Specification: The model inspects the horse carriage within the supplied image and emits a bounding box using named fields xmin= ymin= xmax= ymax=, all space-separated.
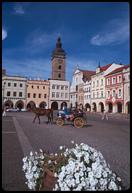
xmin=56 ymin=108 xmax=87 ymax=128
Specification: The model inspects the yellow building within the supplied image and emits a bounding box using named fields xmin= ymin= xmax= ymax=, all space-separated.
xmin=26 ymin=79 xmax=50 ymax=108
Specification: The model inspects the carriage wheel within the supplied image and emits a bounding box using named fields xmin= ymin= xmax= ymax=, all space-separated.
xmin=73 ymin=117 xmax=85 ymax=128
xmin=56 ymin=118 xmax=64 ymax=126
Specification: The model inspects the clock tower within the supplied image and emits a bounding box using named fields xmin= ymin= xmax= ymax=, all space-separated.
xmin=51 ymin=37 xmax=66 ymax=80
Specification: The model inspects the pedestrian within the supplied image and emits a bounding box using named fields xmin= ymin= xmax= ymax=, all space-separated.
xmin=101 ymin=108 xmax=108 ymax=120
xmin=2 ymin=106 xmax=7 ymax=117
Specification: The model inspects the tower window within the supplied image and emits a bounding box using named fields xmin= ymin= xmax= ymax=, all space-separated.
xmin=58 ymin=74 xmax=61 ymax=78
xmin=58 ymin=65 xmax=61 ymax=70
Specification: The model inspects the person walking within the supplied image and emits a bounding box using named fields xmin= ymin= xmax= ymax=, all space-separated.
xmin=101 ymin=108 xmax=108 ymax=120
xmin=2 ymin=106 xmax=7 ymax=117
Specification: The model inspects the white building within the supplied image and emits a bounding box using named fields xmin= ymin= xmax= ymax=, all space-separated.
xmin=91 ymin=63 xmax=123 ymax=112
xmin=49 ymin=79 xmax=70 ymax=110
xmin=2 ymin=75 xmax=27 ymax=109
xmin=70 ymin=68 xmax=95 ymax=108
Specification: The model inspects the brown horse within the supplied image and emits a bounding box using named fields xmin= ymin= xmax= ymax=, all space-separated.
xmin=29 ymin=107 xmax=53 ymax=124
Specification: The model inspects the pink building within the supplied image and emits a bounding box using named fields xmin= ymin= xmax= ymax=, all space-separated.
xmin=105 ymin=65 xmax=130 ymax=113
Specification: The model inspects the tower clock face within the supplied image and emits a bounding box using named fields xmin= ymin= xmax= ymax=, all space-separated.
xmin=58 ymin=59 xmax=63 ymax=63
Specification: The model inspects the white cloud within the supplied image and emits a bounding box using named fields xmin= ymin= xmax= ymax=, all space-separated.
xmin=90 ymin=18 xmax=129 ymax=46
xmin=14 ymin=3 xmax=25 ymax=15
xmin=2 ymin=28 xmax=7 ymax=40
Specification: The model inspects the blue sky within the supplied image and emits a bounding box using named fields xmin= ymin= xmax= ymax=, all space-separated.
xmin=2 ymin=2 xmax=129 ymax=81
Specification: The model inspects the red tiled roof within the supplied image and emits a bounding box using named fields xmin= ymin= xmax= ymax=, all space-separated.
xmin=105 ymin=65 xmax=129 ymax=76
xmin=100 ymin=63 xmax=112 ymax=72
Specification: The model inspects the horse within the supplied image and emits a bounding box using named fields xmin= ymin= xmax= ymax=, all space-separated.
xmin=29 ymin=107 xmax=53 ymax=124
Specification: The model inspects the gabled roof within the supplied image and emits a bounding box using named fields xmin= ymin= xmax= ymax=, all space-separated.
xmin=79 ymin=69 xmax=96 ymax=81
xmin=105 ymin=65 xmax=130 ymax=76
xmin=100 ymin=63 xmax=112 ymax=72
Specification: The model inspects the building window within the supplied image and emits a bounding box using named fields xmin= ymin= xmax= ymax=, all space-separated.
xmin=32 ymin=85 xmax=34 ymax=89
xmin=52 ymin=92 xmax=55 ymax=98
xmin=56 ymin=92 xmax=59 ymax=98
xmin=44 ymin=94 xmax=47 ymax=98
xmin=101 ymin=79 xmax=103 ymax=86
xmin=93 ymin=92 xmax=95 ymax=98
xmin=8 ymin=82 xmax=11 ymax=87
xmin=97 ymin=92 xmax=98 ymax=98
xmin=52 ymin=85 xmax=55 ymax=89
xmin=107 ymin=78 xmax=110 ymax=85
xmin=118 ymin=76 xmax=122 ymax=83
xmin=20 ymin=83 xmax=23 ymax=87
xmin=28 ymin=93 xmax=30 ymax=98
xmin=61 ymin=85 xmax=64 ymax=90
xmin=76 ymin=85 xmax=78 ymax=91
xmin=65 ymin=86 xmax=68 ymax=90
xmin=71 ymin=95 xmax=72 ymax=99
xmin=101 ymin=91 xmax=103 ymax=97
xmin=58 ymin=65 xmax=61 ymax=69
xmin=93 ymin=81 xmax=95 ymax=88
xmin=107 ymin=91 xmax=110 ymax=98
xmin=118 ymin=89 xmax=122 ymax=97
xmin=7 ymin=91 xmax=10 ymax=96
xmin=33 ymin=93 xmax=36 ymax=98
xmin=37 ymin=86 xmax=39 ymax=89
xmin=113 ymin=90 xmax=116 ymax=97
xmin=19 ymin=92 xmax=22 ymax=97
xmin=58 ymin=74 xmax=61 ymax=78
xmin=112 ymin=77 xmax=116 ymax=84
xmin=65 ymin=93 xmax=68 ymax=98
xmin=61 ymin=93 xmax=64 ymax=98
xmin=13 ymin=92 xmax=16 ymax=97
xmin=97 ymin=80 xmax=99 ymax=87
xmin=43 ymin=86 xmax=45 ymax=89
xmin=14 ymin=83 xmax=17 ymax=87
xmin=57 ymin=85 xmax=60 ymax=89
xmin=39 ymin=93 xmax=41 ymax=98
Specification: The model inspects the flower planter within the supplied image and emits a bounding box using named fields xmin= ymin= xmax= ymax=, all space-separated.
xmin=40 ymin=169 xmax=57 ymax=191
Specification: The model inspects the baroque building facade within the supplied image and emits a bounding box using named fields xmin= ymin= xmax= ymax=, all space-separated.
xmin=91 ymin=63 xmax=123 ymax=112
xmin=2 ymin=73 xmax=27 ymax=109
xmin=26 ymin=79 xmax=50 ymax=109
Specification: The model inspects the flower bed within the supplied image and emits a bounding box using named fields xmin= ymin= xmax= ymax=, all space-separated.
xmin=22 ymin=142 xmax=122 ymax=191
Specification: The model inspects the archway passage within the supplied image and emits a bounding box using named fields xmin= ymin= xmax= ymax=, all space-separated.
xmin=39 ymin=101 xmax=47 ymax=109
xmin=85 ymin=103 xmax=91 ymax=111
xmin=27 ymin=101 xmax=36 ymax=109
xmin=99 ymin=102 xmax=104 ymax=113
xmin=117 ymin=102 xmax=122 ymax=113
xmin=108 ymin=102 xmax=113 ymax=113
xmin=92 ymin=103 xmax=97 ymax=112
xmin=51 ymin=101 xmax=58 ymax=110
xmin=15 ymin=100 xmax=24 ymax=110
xmin=4 ymin=100 xmax=13 ymax=108
xmin=60 ymin=102 xmax=67 ymax=110
xmin=126 ymin=101 xmax=130 ymax=114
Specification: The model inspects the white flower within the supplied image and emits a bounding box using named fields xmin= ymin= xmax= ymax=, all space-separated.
xmin=32 ymin=166 xmax=37 ymax=172
xmin=71 ymin=140 xmax=74 ymax=144
xmin=108 ymin=181 xmax=118 ymax=190
xmin=34 ymin=172 xmax=39 ymax=179
xmin=117 ymin=177 xmax=121 ymax=182
xmin=48 ymin=160 xmax=52 ymax=164
xmin=54 ymin=173 xmax=58 ymax=177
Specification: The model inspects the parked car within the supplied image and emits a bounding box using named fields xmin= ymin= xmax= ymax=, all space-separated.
xmin=6 ymin=108 xmax=19 ymax=112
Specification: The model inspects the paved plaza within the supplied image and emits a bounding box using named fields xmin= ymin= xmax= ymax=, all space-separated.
xmin=2 ymin=111 xmax=130 ymax=190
